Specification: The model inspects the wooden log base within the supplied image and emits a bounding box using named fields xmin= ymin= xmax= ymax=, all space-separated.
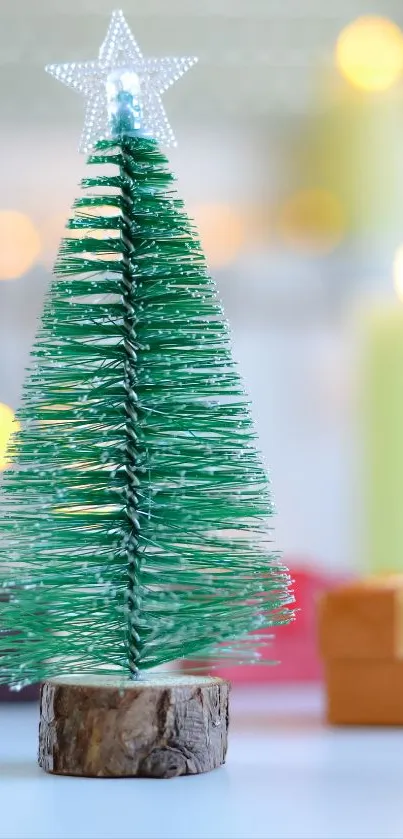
xmin=38 ymin=674 xmax=230 ymax=778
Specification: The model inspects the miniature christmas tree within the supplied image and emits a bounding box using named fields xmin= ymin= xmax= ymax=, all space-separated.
xmin=0 ymin=11 xmax=293 ymax=777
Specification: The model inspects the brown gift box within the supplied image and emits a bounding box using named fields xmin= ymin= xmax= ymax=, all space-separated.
xmin=318 ymin=576 xmax=403 ymax=661
xmin=324 ymin=659 xmax=403 ymax=725
xmin=319 ymin=576 xmax=403 ymax=725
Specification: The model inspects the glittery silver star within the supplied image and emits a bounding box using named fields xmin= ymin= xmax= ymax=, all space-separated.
xmin=45 ymin=9 xmax=198 ymax=153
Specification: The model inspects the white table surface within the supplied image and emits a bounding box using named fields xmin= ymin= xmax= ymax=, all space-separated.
xmin=1 ymin=684 xmax=403 ymax=839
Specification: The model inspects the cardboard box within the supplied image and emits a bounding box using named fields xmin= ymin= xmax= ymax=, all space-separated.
xmin=318 ymin=576 xmax=403 ymax=661
xmin=325 ymin=659 xmax=403 ymax=725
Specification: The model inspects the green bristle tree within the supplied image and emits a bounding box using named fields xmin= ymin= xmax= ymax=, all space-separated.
xmin=0 ymin=12 xmax=293 ymax=690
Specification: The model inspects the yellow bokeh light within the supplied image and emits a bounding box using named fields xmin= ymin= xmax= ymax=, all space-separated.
xmin=0 ymin=211 xmax=41 ymax=281
xmin=278 ymin=189 xmax=345 ymax=254
xmin=0 ymin=403 xmax=20 ymax=472
xmin=336 ymin=16 xmax=403 ymax=91
xmin=393 ymin=244 xmax=403 ymax=301
xmin=191 ymin=204 xmax=245 ymax=269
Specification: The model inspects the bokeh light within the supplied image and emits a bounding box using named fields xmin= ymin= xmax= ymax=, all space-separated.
xmin=336 ymin=17 xmax=403 ymax=92
xmin=0 ymin=403 xmax=20 ymax=472
xmin=393 ymin=244 xmax=403 ymax=301
xmin=40 ymin=213 xmax=69 ymax=270
xmin=278 ymin=189 xmax=345 ymax=254
xmin=0 ymin=211 xmax=41 ymax=280
xmin=191 ymin=204 xmax=245 ymax=268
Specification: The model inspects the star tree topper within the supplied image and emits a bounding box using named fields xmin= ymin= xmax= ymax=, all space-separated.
xmin=46 ymin=9 xmax=197 ymax=152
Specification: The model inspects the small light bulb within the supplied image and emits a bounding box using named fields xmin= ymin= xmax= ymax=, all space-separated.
xmin=106 ymin=68 xmax=143 ymax=137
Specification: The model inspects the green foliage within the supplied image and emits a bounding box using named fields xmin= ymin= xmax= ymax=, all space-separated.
xmin=0 ymin=136 xmax=293 ymax=688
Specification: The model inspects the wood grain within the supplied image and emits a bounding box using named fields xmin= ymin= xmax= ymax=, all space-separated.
xmin=38 ymin=674 xmax=229 ymax=778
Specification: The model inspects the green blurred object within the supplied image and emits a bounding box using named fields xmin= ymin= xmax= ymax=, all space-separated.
xmin=0 ymin=135 xmax=293 ymax=689
xmin=361 ymin=303 xmax=403 ymax=573
xmin=297 ymin=73 xmax=403 ymax=238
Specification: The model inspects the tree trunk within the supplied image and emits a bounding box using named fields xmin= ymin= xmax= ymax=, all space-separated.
xmin=38 ymin=673 xmax=229 ymax=778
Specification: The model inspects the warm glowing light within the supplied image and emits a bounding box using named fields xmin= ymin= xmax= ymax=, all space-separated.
xmin=336 ymin=17 xmax=403 ymax=91
xmin=393 ymin=244 xmax=403 ymax=301
xmin=40 ymin=213 xmax=68 ymax=270
xmin=278 ymin=189 xmax=345 ymax=254
xmin=0 ymin=403 xmax=20 ymax=471
xmin=191 ymin=204 xmax=245 ymax=269
xmin=0 ymin=211 xmax=41 ymax=280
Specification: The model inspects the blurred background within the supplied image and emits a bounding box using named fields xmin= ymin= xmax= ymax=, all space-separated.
xmin=2 ymin=0 xmax=403 ymax=685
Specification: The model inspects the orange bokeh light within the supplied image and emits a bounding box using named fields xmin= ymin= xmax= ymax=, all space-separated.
xmin=191 ymin=204 xmax=245 ymax=269
xmin=278 ymin=189 xmax=345 ymax=255
xmin=0 ymin=211 xmax=41 ymax=280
